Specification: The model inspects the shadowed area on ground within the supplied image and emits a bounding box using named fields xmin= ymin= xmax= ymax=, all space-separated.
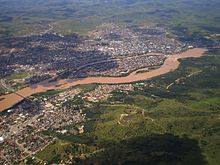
xmin=78 ymin=134 xmax=207 ymax=165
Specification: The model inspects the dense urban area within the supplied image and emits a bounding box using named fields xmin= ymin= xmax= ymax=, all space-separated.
xmin=0 ymin=24 xmax=189 ymax=84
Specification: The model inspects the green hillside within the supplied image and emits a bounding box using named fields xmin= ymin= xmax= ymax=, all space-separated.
xmin=34 ymin=50 xmax=220 ymax=164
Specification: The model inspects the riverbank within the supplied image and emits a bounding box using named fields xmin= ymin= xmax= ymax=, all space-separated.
xmin=0 ymin=48 xmax=207 ymax=112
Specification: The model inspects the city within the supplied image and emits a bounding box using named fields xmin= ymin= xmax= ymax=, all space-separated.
xmin=0 ymin=23 xmax=188 ymax=164
xmin=0 ymin=18 xmax=219 ymax=164
xmin=0 ymin=24 xmax=188 ymax=89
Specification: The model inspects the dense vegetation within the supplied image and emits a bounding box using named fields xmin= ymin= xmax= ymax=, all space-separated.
xmin=34 ymin=50 xmax=220 ymax=164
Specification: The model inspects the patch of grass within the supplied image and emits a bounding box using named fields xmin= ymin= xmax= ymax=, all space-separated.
xmin=78 ymin=84 xmax=97 ymax=93
xmin=7 ymin=72 xmax=29 ymax=80
xmin=36 ymin=140 xmax=71 ymax=161
xmin=34 ymin=89 xmax=61 ymax=97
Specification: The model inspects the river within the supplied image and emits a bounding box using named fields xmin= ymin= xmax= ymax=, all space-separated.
xmin=0 ymin=48 xmax=207 ymax=112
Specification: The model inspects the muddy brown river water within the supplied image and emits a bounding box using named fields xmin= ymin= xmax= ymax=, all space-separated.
xmin=0 ymin=48 xmax=207 ymax=112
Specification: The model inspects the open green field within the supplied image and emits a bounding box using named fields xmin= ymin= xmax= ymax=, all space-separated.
xmin=34 ymin=50 xmax=220 ymax=164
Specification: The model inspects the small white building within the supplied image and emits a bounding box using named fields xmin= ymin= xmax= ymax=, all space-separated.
xmin=0 ymin=136 xmax=4 ymax=143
